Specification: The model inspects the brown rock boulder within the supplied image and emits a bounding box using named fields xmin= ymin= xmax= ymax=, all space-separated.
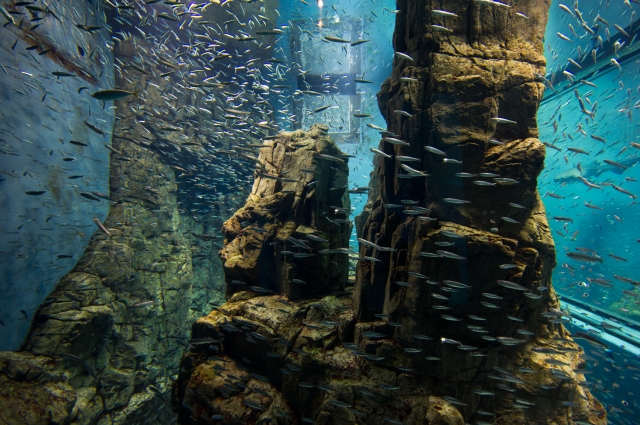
xmin=221 ymin=124 xmax=352 ymax=300
xmin=0 ymin=352 xmax=76 ymax=425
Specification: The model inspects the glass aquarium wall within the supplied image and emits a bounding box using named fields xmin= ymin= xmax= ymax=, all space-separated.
xmin=538 ymin=0 xmax=640 ymax=422
xmin=539 ymin=0 xmax=640 ymax=321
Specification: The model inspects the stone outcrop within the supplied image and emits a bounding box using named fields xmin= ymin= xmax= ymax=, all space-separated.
xmin=176 ymin=291 xmax=500 ymax=425
xmin=0 ymin=109 xmax=222 ymax=425
xmin=0 ymin=35 xmax=241 ymax=424
xmin=173 ymin=2 xmax=606 ymax=425
xmin=353 ymin=0 xmax=606 ymax=423
xmin=174 ymin=293 xmax=352 ymax=425
xmin=220 ymin=124 xmax=352 ymax=300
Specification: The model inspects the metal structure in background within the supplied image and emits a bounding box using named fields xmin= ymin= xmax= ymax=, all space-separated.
xmin=560 ymin=296 xmax=640 ymax=420
xmin=290 ymin=16 xmax=364 ymax=144
xmin=543 ymin=10 xmax=640 ymax=97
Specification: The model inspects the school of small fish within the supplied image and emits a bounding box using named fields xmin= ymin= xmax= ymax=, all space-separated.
xmin=1 ymin=0 xmax=640 ymax=422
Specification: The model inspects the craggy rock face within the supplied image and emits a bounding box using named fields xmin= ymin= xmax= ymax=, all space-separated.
xmin=0 ymin=36 xmax=231 ymax=425
xmin=174 ymin=2 xmax=606 ymax=425
xmin=0 ymin=125 xmax=219 ymax=425
xmin=175 ymin=293 xmax=482 ymax=425
xmin=354 ymin=0 xmax=606 ymax=424
xmin=220 ymin=124 xmax=352 ymax=300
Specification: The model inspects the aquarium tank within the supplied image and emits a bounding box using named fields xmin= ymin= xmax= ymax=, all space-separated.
xmin=0 ymin=0 xmax=637 ymax=424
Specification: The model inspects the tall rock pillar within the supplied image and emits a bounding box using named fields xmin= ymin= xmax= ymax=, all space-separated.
xmin=353 ymin=1 xmax=606 ymax=424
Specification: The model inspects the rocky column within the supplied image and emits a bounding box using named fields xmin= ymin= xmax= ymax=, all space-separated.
xmin=354 ymin=0 xmax=605 ymax=424
xmin=220 ymin=124 xmax=352 ymax=300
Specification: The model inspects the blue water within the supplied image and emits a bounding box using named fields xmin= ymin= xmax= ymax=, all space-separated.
xmin=273 ymin=0 xmax=396 ymax=249
xmin=538 ymin=63 xmax=639 ymax=315
xmin=537 ymin=2 xmax=640 ymax=421
xmin=538 ymin=0 xmax=640 ymax=317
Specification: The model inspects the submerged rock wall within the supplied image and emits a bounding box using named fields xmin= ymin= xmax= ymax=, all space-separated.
xmin=0 ymin=100 xmax=222 ymax=425
xmin=0 ymin=0 xmax=115 ymax=351
xmin=0 ymin=37 xmax=232 ymax=425
xmin=172 ymin=2 xmax=608 ymax=425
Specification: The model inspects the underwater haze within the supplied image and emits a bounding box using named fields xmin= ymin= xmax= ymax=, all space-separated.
xmin=0 ymin=0 xmax=639 ymax=424
xmin=538 ymin=0 xmax=640 ymax=423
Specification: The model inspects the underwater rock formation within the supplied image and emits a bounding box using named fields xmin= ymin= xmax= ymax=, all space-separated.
xmin=0 ymin=113 xmax=218 ymax=425
xmin=0 ymin=37 xmax=236 ymax=424
xmin=220 ymin=124 xmax=352 ymax=300
xmin=173 ymin=1 xmax=608 ymax=425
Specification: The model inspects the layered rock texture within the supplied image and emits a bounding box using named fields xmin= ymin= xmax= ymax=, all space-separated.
xmin=173 ymin=2 xmax=606 ymax=425
xmin=0 ymin=38 xmax=236 ymax=424
xmin=0 ymin=105 xmax=223 ymax=425
xmin=354 ymin=0 xmax=606 ymax=423
xmin=220 ymin=124 xmax=352 ymax=300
